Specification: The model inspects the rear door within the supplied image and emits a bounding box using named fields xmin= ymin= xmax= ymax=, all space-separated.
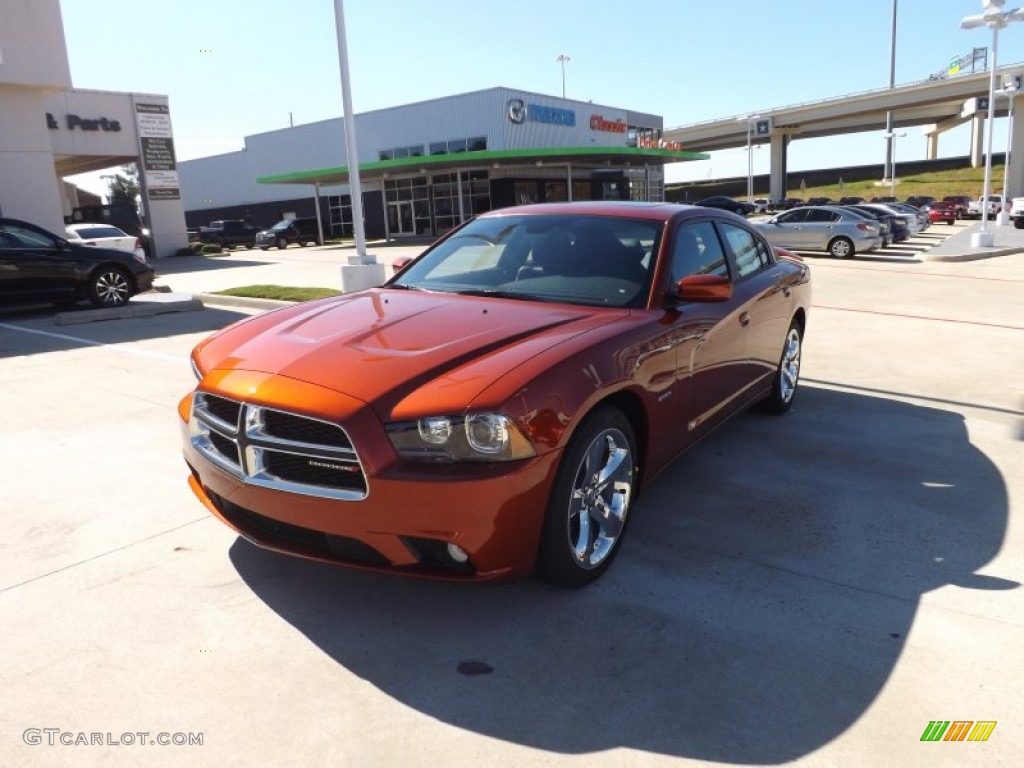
xmin=799 ymin=207 xmax=841 ymax=250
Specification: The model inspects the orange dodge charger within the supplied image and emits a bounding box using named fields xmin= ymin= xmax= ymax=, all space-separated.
xmin=180 ymin=201 xmax=811 ymax=586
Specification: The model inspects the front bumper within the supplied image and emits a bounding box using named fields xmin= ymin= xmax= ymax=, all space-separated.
xmin=179 ymin=380 xmax=562 ymax=582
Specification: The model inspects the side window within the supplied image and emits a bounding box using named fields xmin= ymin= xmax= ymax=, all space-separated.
xmin=669 ymin=221 xmax=730 ymax=285
xmin=804 ymin=209 xmax=839 ymax=223
xmin=720 ymin=222 xmax=773 ymax=278
xmin=777 ymin=209 xmax=807 ymax=224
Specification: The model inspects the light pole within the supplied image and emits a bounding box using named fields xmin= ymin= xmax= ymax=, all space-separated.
xmin=882 ymin=131 xmax=906 ymax=198
xmin=556 ymin=54 xmax=570 ymax=98
xmin=883 ymin=0 xmax=898 ymax=183
xmin=961 ymin=0 xmax=1024 ymax=247
xmin=996 ymin=77 xmax=1018 ymax=224
xmin=737 ymin=114 xmax=762 ymax=202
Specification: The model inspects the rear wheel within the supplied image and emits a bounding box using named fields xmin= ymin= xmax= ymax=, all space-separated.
xmin=536 ymin=407 xmax=637 ymax=587
xmin=88 ymin=266 xmax=132 ymax=308
xmin=759 ymin=320 xmax=802 ymax=414
xmin=828 ymin=237 xmax=854 ymax=259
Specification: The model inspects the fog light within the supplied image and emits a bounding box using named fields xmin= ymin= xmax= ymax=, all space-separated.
xmin=446 ymin=543 xmax=469 ymax=563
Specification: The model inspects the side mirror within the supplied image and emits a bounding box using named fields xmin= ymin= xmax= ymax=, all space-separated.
xmin=392 ymin=256 xmax=413 ymax=272
xmin=676 ymin=274 xmax=732 ymax=303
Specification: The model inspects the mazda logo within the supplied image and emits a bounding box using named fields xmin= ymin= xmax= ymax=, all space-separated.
xmin=507 ymin=98 xmax=526 ymax=124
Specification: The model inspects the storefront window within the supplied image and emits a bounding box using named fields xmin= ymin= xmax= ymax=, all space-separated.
xmin=327 ymin=194 xmax=353 ymax=237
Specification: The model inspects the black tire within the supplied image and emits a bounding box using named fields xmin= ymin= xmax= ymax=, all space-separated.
xmin=758 ymin=319 xmax=803 ymax=414
xmin=259 ymin=246 xmax=270 ymax=251
xmin=87 ymin=266 xmax=132 ymax=308
xmin=1014 ymin=218 xmax=1024 ymax=230
xmin=276 ymin=237 xmax=288 ymax=250
xmin=244 ymin=243 xmax=254 ymax=250
xmin=299 ymin=239 xmax=308 ymax=247
xmin=535 ymin=406 xmax=638 ymax=587
xmin=828 ymin=236 xmax=854 ymax=259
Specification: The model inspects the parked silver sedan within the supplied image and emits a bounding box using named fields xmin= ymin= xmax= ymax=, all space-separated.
xmin=755 ymin=205 xmax=882 ymax=258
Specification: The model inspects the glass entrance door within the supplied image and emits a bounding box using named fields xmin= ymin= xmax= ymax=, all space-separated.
xmin=387 ymin=201 xmax=414 ymax=236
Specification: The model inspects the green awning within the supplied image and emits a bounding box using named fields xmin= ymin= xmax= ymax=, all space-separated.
xmin=257 ymin=146 xmax=708 ymax=186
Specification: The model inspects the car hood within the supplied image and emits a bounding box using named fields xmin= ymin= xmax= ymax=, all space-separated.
xmin=196 ymin=288 xmax=623 ymax=416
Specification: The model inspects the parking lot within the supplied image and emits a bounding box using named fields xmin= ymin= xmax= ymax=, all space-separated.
xmin=1 ymin=229 xmax=1022 ymax=767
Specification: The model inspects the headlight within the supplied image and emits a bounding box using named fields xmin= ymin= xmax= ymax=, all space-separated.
xmin=387 ymin=413 xmax=535 ymax=462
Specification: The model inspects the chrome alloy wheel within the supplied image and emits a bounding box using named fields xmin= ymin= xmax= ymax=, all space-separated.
xmin=94 ymin=270 xmax=130 ymax=306
xmin=779 ymin=327 xmax=802 ymax=404
xmin=567 ymin=428 xmax=634 ymax=569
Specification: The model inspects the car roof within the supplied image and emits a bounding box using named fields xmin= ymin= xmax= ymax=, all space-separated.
xmin=478 ymin=200 xmax=709 ymax=223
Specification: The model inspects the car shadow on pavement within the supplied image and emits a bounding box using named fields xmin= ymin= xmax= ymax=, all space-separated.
xmin=151 ymin=254 xmax=269 ymax=275
xmin=227 ymin=385 xmax=1010 ymax=763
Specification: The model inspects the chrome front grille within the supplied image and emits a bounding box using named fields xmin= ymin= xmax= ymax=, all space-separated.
xmin=189 ymin=392 xmax=367 ymax=500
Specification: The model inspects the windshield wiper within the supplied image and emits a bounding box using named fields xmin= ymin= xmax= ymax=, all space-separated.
xmin=450 ymin=288 xmax=556 ymax=302
xmin=387 ymin=283 xmax=429 ymax=291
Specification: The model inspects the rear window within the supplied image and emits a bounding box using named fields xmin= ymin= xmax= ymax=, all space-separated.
xmin=70 ymin=226 xmax=126 ymax=239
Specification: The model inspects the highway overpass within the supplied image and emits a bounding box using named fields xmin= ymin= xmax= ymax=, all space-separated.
xmin=663 ymin=63 xmax=1024 ymax=200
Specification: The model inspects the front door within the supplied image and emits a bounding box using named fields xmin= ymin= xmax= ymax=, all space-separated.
xmin=387 ymin=202 xmax=415 ymax=236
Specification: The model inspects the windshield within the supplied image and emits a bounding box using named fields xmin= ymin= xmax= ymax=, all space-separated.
xmin=271 ymin=220 xmax=292 ymax=230
xmin=389 ymin=214 xmax=663 ymax=308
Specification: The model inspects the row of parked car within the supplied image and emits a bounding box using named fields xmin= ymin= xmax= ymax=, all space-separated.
xmin=190 ymin=217 xmax=321 ymax=250
xmin=751 ymin=201 xmax=935 ymax=259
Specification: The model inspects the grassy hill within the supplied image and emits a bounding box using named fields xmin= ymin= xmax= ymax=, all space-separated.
xmin=667 ymin=162 xmax=1007 ymax=203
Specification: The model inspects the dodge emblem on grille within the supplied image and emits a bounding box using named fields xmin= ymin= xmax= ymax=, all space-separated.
xmin=308 ymin=459 xmax=359 ymax=473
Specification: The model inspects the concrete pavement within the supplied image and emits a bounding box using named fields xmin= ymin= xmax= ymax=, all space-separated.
xmin=1 ymin=223 xmax=1022 ymax=767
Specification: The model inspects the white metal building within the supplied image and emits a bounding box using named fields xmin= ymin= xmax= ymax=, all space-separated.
xmin=179 ymin=89 xmax=705 ymax=240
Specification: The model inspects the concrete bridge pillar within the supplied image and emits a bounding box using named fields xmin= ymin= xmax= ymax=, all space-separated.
xmin=926 ymin=133 xmax=939 ymax=160
xmin=769 ymin=134 xmax=788 ymax=200
xmin=1007 ymin=93 xmax=1024 ymax=200
xmin=971 ymin=115 xmax=985 ymax=168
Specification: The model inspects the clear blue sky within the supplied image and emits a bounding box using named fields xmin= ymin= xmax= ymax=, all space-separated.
xmin=59 ymin=0 xmax=1024 ymax=195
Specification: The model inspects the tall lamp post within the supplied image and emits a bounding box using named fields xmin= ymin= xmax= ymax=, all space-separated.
xmin=996 ymin=77 xmax=1018 ymax=224
xmin=961 ymin=0 xmax=1024 ymax=247
xmin=556 ymin=54 xmax=570 ymax=98
xmin=737 ymin=114 xmax=762 ymax=202
xmin=882 ymin=131 xmax=906 ymax=198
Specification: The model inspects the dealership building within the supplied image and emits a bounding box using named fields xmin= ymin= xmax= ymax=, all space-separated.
xmin=0 ymin=0 xmax=188 ymax=257
xmin=180 ymin=89 xmax=706 ymax=240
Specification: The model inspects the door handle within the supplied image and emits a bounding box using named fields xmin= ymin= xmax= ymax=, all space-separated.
xmin=739 ymin=312 xmax=751 ymax=327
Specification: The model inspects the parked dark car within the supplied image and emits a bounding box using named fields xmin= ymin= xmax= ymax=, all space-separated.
xmin=844 ymin=204 xmax=908 ymax=242
xmin=838 ymin=196 xmax=865 ymax=205
xmin=805 ymin=197 xmax=834 ymax=207
xmin=255 ymin=217 xmax=321 ymax=250
xmin=904 ymin=196 xmax=936 ymax=209
xmin=196 ymin=220 xmax=259 ymax=249
xmin=847 ymin=204 xmax=909 ymax=242
xmin=695 ymin=196 xmax=756 ymax=216
xmin=772 ymin=198 xmax=805 ymax=211
xmin=0 ymin=217 xmax=154 ymax=308
xmin=839 ymin=205 xmax=893 ymax=246
xmin=870 ymin=196 xmax=899 ymax=204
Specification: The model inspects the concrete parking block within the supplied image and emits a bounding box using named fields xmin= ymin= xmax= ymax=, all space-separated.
xmin=55 ymin=293 xmax=202 ymax=325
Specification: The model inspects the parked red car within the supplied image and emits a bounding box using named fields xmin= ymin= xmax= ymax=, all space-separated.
xmin=927 ymin=201 xmax=957 ymax=225
xmin=180 ymin=202 xmax=812 ymax=586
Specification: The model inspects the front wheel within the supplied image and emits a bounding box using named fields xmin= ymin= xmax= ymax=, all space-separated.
xmin=88 ymin=266 xmax=132 ymax=308
xmin=759 ymin=321 xmax=803 ymax=414
xmin=828 ymin=236 xmax=854 ymax=259
xmin=535 ymin=407 xmax=638 ymax=587
xmin=1014 ymin=218 xmax=1024 ymax=229
xmin=276 ymin=237 xmax=288 ymax=250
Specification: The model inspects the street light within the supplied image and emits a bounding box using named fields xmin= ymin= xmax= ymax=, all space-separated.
xmin=881 ymin=131 xmax=906 ymax=198
xmin=995 ymin=77 xmax=1018 ymax=224
xmin=737 ymin=114 xmax=762 ymax=202
xmin=961 ymin=0 xmax=1024 ymax=247
xmin=556 ymin=54 xmax=570 ymax=98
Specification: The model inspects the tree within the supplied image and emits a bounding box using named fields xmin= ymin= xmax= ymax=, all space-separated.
xmin=106 ymin=165 xmax=140 ymax=207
